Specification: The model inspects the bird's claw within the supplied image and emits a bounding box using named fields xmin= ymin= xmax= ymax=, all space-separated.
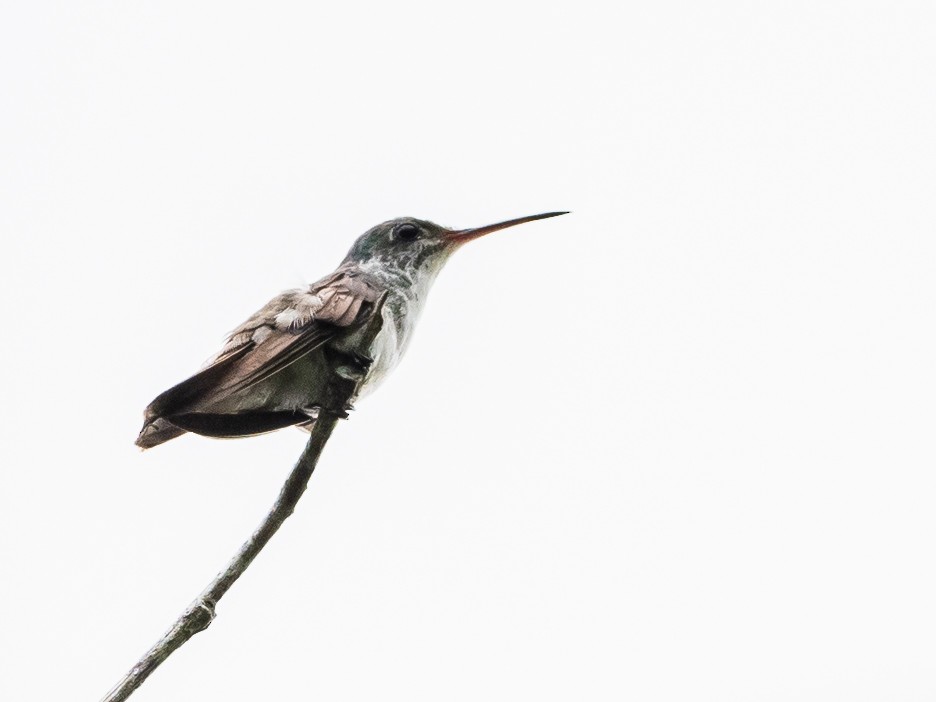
xmin=312 ymin=405 xmax=349 ymax=420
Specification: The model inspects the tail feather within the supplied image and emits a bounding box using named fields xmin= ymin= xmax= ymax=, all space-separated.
xmin=136 ymin=418 xmax=187 ymax=450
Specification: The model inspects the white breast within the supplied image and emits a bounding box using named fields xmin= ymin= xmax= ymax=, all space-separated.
xmin=355 ymin=260 xmax=441 ymax=397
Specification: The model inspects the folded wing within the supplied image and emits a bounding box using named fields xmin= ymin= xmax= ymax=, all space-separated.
xmin=136 ymin=268 xmax=383 ymax=449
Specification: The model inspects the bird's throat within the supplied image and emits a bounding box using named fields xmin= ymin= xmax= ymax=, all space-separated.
xmin=352 ymin=260 xmax=445 ymax=397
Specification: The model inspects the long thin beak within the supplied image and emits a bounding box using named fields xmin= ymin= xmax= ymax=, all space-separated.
xmin=447 ymin=211 xmax=569 ymax=244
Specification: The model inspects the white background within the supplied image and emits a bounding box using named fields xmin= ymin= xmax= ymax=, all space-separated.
xmin=1 ymin=1 xmax=935 ymax=700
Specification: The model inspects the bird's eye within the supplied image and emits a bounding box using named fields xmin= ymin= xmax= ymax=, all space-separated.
xmin=394 ymin=223 xmax=420 ymax=242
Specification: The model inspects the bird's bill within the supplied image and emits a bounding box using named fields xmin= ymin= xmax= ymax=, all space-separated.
xmin=447 ymin=211 xmax=569 ymax=244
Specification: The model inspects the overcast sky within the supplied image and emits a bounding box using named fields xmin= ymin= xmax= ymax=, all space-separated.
xmin=2 ymin=2 xmax=935 ymax=700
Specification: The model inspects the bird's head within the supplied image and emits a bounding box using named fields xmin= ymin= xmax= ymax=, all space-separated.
xmin=342 ymin=212 xmax=568 ymax=282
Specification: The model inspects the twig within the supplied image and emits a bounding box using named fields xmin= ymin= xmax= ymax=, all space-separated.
xmin=101 ymin=294 xmax=386 ymax=702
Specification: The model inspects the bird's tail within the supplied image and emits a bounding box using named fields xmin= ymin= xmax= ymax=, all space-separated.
xmin=135 ymin=418 xmax=187 ymax=450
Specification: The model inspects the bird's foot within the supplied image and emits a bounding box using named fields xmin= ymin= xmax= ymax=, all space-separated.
xmin=321 ymin=406 xmax=351 ymax=420
xmin=304 ymin=404 xmax=350 ymax=420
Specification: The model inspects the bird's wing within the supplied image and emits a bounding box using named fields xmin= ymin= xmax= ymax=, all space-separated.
xmin=142 ymin=269 xmax=383 ymax=424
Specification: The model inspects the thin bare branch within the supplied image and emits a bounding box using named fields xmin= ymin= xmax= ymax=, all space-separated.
xmin=101 ymin=294 xmax=387 ymax=702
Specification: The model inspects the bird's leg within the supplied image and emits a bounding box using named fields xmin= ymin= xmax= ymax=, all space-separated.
xmin=319 ymin=346 xmax=375 ymax=416
xmin=341 ymin=353 xmax=374 ymax=412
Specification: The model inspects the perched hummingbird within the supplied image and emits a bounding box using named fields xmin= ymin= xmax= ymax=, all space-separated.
xmin=136 ymin=212 xmax=567 ymax=449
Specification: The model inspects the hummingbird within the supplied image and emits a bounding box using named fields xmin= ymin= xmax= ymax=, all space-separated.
xmin=136 ymin=212 xmax=567 ymax=449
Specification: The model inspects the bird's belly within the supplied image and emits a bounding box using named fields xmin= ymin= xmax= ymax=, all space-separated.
xmin=356 ymin=288 xmax=430 ymax=398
